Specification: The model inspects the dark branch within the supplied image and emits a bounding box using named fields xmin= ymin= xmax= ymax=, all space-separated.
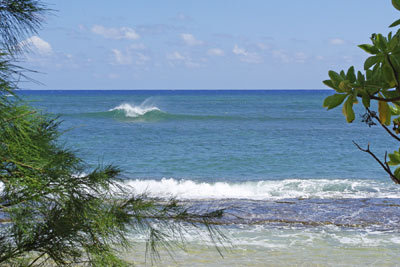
xmin=352 ymin=141 xmax=400 ymax=184
xmin=366 ymin=108 xmax=400 ymax=142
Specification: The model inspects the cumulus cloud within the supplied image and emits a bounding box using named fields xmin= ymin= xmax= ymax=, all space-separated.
xmin=112 ymin=49 xmax=132 ymax=65
xmin=166 ymin=51 xmax=201 ymax=68
xmin=21 ymin=36 xmax=52 ymax=55
xmin=111 ymin=48 xmax=150 ymax=66
xmin=207 ymin=48 xmax=225 ymax=56
xmin=232 ymin=45 xmax=262 ymax=63
xmin=181 ymin=33 xmax=203 ymax=46
xmin=330 ymin=38 xmax=346 ymax=45
xmin=92 ymin=25 xmax=140 ymax=40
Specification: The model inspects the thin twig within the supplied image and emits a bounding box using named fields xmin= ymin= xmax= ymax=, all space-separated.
xmin=353 ymin=141 xmax=400 ymax=184
xmin=366 ymin=108 xmax=400 ymax=142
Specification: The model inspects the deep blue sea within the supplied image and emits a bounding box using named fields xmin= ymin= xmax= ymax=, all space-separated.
xmin=17 ymin=90 xmax=400 ymax=266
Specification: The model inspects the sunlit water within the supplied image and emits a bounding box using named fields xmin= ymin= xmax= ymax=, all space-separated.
xmin=19 ymin=90 xmax=400 ymax=266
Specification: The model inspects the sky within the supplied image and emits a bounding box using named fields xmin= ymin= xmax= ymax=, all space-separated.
xmin=19 ymin=0 xmax=399 ymax=90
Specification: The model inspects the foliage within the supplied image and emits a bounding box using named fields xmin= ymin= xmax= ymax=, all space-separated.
xmin=0 ymin=1 xmax=225 ymax=266
xmin=323 ymin=0 xmax=400 ymax=184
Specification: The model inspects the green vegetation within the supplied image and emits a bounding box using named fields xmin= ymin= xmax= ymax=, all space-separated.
xmin=0 ymin=1 xmax=224 ymax=266
xmin=323 ymin=0 xmax=400 ymax=184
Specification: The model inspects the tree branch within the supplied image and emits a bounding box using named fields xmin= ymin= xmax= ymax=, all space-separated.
xmin=353 ymin=141 xmax=400 ymax=184
xmin=366 ymin=108 xmax=400 ymax=142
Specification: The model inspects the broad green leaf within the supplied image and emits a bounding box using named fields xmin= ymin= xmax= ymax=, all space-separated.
xmin=346 ymin=66 xmax=356 ymax=82
xmin=375 ymin=34 xmax=387 ymax=51
xmin=394 ymin=167 xmax=400 ymax=179
xmin=364 ymin=56 xmax=379 ymax=70
xmin=390 ymin=54 xmax=400 ymax=72
xmin=357 ymin=71 xmax=365 ymax=86
xmin=342 ymin=96 xmax=355 ymax=123
xmin=340 ymin=70 xmax=346 ymax=79
xmin=358 ymin=44 xmax=379 ymax=54
xmin=383 ymin=63 xmax=397 ymax=87
xmin=389 ymin=33 xmax=398 ymax=50
xmin=388 ymin=153 xmax=400 ymax=165
xmin=378 ymin=99 xmax=391 ymax=125
xmin=382 ymin=90 xmax=400 ymax=99
xmin=322 ymin=80 xmax=336 ymax=90
xmin=393 ymin=0 xmax=400 ymax=11
xmin=323 ymin=94 xmax=347 ymax=110
xmin=362 ymin=93 xmax=371 ymax=108
xmin=328 ymin=71 xmax=343 ymax=85
xmin=390 ymin=19 xmax=400 ymax=28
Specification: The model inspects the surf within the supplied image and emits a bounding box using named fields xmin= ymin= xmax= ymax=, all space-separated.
xmin=121 ymin=178 xmax=400 ymax=200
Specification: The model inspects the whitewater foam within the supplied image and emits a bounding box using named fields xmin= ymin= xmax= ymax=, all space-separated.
xmin=123 ymin=178 xmax=400 ymax=200
xmin=109 ymin=102 xmax=160 ymax=118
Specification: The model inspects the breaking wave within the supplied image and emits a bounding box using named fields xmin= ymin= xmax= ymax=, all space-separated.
xmin=122 ymin=178 xmax=400 ymax=200
xmin=71 ymin=102 xmax=241 ymax=122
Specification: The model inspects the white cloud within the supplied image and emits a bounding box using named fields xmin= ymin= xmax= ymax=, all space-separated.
xmin=207 ymin=48 xmax=225 ymax=56
xmin=181 ymin=33 xmax=203 ymax=46
xmin=272 ymin=50 xmax=290 ymax=63
xmin=232 ymin=45 xmax=262 ymax=63
xmin=112 ymin=49 xmax=132 ymax=65
xmin=166 ymin=51 xmax=201 ymax=68
xmin=330 ymin=38 xmax=345 ymax=45
xmin=21 ymin=36 xmax=52 ymax=55
xmin=111 ymin=48 xmax=151 ymax=66
xmin=92 ymin=25 xmax=140 ymax=40
xmin=167 ymin=51 xmax=186 ymax=61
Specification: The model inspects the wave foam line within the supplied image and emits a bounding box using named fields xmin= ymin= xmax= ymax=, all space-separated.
xmin=123 ymin=178 xmax=400 ymax=200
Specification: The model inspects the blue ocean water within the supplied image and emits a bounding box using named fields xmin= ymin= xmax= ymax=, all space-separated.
xmin=17 ymin=90 xmax=400 ymax=265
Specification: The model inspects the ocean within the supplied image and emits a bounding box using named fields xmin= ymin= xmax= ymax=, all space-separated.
xmin=18 ymin=90 xmax=400 ymax=266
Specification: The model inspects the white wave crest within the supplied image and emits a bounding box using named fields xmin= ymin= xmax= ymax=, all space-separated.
xmin=123 ymin=178 xmax=400 ymax=200
xmin=109 ymin=101 xmax=160 ymax=117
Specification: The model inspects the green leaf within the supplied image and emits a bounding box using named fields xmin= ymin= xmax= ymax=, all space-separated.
xmin=393 ymin=0 xmax=400 ymax=11
xmin=362 ymin=93 xmax=370 ymax=108
xmin=342 ymin=96 xmax=355 ymax=123
xmin=357 ymin=71 xmax=365 ymax=86
xmin=390 ymin=19 xmax=400 ymax=28
xmin=375 ymin=34 xmax=387 ymax=52
xmin=394 ymin=167 xmax=400 ymax=179
xmin=358 ymin=44 xmax=380 ymax=54
xmin=364 ymin=56 xmax=379 ymax=70
xmin=383 ymin=63 xmax=397 ymax=87
xmin=328 ymin=70 xmax=343 ymax=85
xmin=323 ymin=94 xmax=347 ymax=110
xmin=388 ymin=153 xmax=400 ymax=165
xmin=322 ymin=80 xmax=336 ymax=89
xmin=346 ymin=66 xmax=356 ymax=82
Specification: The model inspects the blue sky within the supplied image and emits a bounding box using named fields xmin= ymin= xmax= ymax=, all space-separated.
xmin=20 ymin=0 xmax=398 ymax=89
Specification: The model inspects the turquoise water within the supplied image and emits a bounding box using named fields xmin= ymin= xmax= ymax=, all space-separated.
xmin=19 ymin=90 xmax=400 ymax=265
